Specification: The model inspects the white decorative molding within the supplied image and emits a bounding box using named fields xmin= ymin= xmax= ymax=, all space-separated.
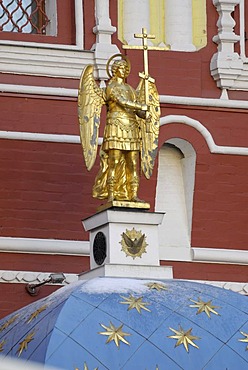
xmin=0 ymin=237 xmax=247 ymax=267
xmin=0 ymin=131 xmax=80 ymax=144
xmin=0 ymin=43 xmax=94 ymax=79
xmin=159 ymin=94 xmax=248 ymax=109
xmin=92 ymin=0 xmax=120 ymax=80
xmin=192 ymin=247 xmax=248 ymax=265
xmin=210 ymin=0 xmax=248 ymax=91
xmin=0 ymin=269 xmax=247 ymax=296
xmin=0 ymin=237 xmax=89 ymax=256
xmin=0 ymin=0 xmax=119 ymax=80
xmin=160 ymin=245 xmax=248 ymax=264
xmin=193 ymin=280 xmax=248 ymax=295
xmin=4 ymin=82 xmax=248 ymax=109
xmin=160 ymin=115 xmax=248 ymax=156
xmin=0 ymin=114 xmax=247 ymax=156
xmin=0 ymin=270 xmax=78 ymax=285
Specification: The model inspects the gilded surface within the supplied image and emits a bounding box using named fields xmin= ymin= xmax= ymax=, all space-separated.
xmin=189 ymin=298 xmax=220 ymax=318
xmin=0 ymin=339 xmax=6 ymax=352
xmin=26 ymin=304 xmax=48 ymax=323
xmin=17 ymin=330 xmax=35 ymax=357
xmin=120 ymin=294 xmax=151 ymax=313
xmin=239 ymin=331 xmax=248 ymax=350
xmin=0 ymin=314 xmax=19 ymax=332
xmin=145 ymin=282 xmax=168 ymax=291
xmin=78 ymin=30 xmax=160 ymax=204
xmin=99 ymin=322 xmax=131 ymax=347
xmin=120 ymin=227 xmax=147 ymax=259
xmin=168 ymin=325 xmax=200 ymax=352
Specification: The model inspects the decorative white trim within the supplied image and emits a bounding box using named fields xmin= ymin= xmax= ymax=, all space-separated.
xmin=92 ymin=0 xmax=120 ymax=80
xmin=0 ymin=237 xmax=247 ymax=267
xmin=3 ymin=83 xmax=248 ymax=109
xmin=210 ymin=0 xmax=248 ymax=91
xmin=0 ymin=44 xmax=94 ymax=79
xmin=0 ymin=114 xmax=247 ymax=156
xmin=192 ymin=280 xmax=248 ymax=295
xmin=0 ymin=131 xmax=80 ymax=144
xmin=0 ymin=0 xmax=120 ymax=80
xmin=192 ymin=247 xmax=248 ymax=265
xmin=160 ymin=115 xmax=248 ymax=155
xmin=159 ymin=94 xmax=248 ymax=109
xmin=0 ymin=270 xmax=78 ymax=285
xmin=0 ymin=0 xmax=86 ymax=79
xmin=0 ymin=237 xmax=89 ymax=256
xmin=0 ymin=269 xmax=246 ymax=296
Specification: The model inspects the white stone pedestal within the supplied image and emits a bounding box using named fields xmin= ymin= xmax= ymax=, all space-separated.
xmin=81 ymin=208 xmax=173 ymax=280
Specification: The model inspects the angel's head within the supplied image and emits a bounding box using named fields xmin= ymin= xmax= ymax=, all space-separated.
xmin=111 ymin=60 xmax=130 ymax=80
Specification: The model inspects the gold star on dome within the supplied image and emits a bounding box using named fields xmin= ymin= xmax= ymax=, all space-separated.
xmin=99 ymin=322 xmax=131 ymax=347
xmin=0 ymin=314 xmax=19 ymax=332
xmin=26 ymin=304 xmax=48 ymax=324
xmin=0 ymin=339 xmax=6 ymax=352
xmin=83 ymin=362 xmax=98 ymax=370
xmin=145 ymin=282 xmax=168 ymax=291
xmin=239 ymin=331 xmax=248 ymax=350
xmin=189 ymin=298 xmax=220 ymax=318
xmin=17 ymin=330 xmax=35 ymax=357
xmin=120 ymin=294 xmax=151 ymax=313
xmin=168 ymin=325 xmax=200 ymax=352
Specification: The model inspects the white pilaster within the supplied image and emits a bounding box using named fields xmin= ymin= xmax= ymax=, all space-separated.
xmin=165 ymin=0 xmax=196 ymax=51
xmin=122 ymin=0 xmax=150 ymax=45
xmin=92 ymin=0 xmax=119 ymax=80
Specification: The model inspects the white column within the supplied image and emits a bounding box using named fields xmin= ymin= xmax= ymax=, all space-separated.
xmin=165 ymin=0 xmax=196 ymax=51
xmin=92 ymin=0 xmax=119 ymax=80
xmin=75 ymin=0 xmax=84 ymax=49
xmin=210 ymin=0 xmax=242 ymax=90
xmin=212 ymin=0 xmax=240 ymax=53
xmin=123 ymin=0 xmax=150 ymax=45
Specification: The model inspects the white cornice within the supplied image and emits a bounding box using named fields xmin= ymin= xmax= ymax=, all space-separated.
xmin=0 ymin=237 xmax=89 ymax=255
xmin=0 ymin=237 xmax=247 ymax=266
xmin=192 ymin=247 xmax=248 ymax=265
xmin=0 ymin=269 xmax=246 ymax=296
xmin=2 ymin=83 xmax=248 ymax=110
xmin=0 ymin=270 xmax=78 ymax=285
xmin=0 ymin=114 xmax=247 ymax=156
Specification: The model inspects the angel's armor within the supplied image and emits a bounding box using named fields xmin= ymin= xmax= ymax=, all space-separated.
xmin=93 ymin=79 xmax=142 ymax=201
xmin=78 ymin=61 xmax=160 ymax=203
xmin=102 ymin=81 xmax=141 ymax=152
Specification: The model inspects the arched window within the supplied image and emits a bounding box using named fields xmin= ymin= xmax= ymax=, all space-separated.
xmin=155 ymin=139 xmax=196 ymax=261
xmin=118 ymin=0 xmax=207 ymax=51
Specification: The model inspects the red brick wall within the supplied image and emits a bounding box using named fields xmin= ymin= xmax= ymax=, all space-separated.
xmin=0 ymin=253 xmax=90 ymax=319
xmin=158 ymin=122 xmax=248 ymax=250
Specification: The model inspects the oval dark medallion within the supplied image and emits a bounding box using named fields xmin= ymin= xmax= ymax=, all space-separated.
xmin=93 ymin=231 xmax=107 ymax=265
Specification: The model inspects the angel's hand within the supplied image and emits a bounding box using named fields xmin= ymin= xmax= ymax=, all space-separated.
xmin=141 ymin=104 xmax=148 ymax=111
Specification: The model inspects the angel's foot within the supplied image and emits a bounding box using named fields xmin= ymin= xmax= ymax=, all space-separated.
xmin=130 ymin=196 xmax=146 ymax=203
xmin=107 ymin=192 xmax=114 ymax=202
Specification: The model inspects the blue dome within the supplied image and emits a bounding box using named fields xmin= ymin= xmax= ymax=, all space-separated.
xmin=0 ymin=278 xmax=248 ymax=369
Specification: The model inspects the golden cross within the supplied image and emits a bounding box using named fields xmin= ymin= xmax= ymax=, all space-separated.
xmin=122 ymin=27 xmax=168 ymax=106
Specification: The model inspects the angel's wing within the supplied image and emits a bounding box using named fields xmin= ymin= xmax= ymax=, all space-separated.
xmin=136 ymin=78 xmax=160 ymax=179
xmin=78 ymin=65 xmax=106 ymax=171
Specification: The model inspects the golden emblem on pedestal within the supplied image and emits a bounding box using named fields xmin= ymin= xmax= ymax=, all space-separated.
xmin=78 ymin=29 xmax=160 ymax=205
xmin=120 ymin=227 xmax=147 ymax=259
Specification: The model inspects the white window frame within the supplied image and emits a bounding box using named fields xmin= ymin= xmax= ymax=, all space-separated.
xmin=0 ymin=0 xmax=119 ymax=80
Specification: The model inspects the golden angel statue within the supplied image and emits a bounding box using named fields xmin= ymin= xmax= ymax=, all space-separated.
xmin=78 ymin=53 xmax=160 ymax=204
